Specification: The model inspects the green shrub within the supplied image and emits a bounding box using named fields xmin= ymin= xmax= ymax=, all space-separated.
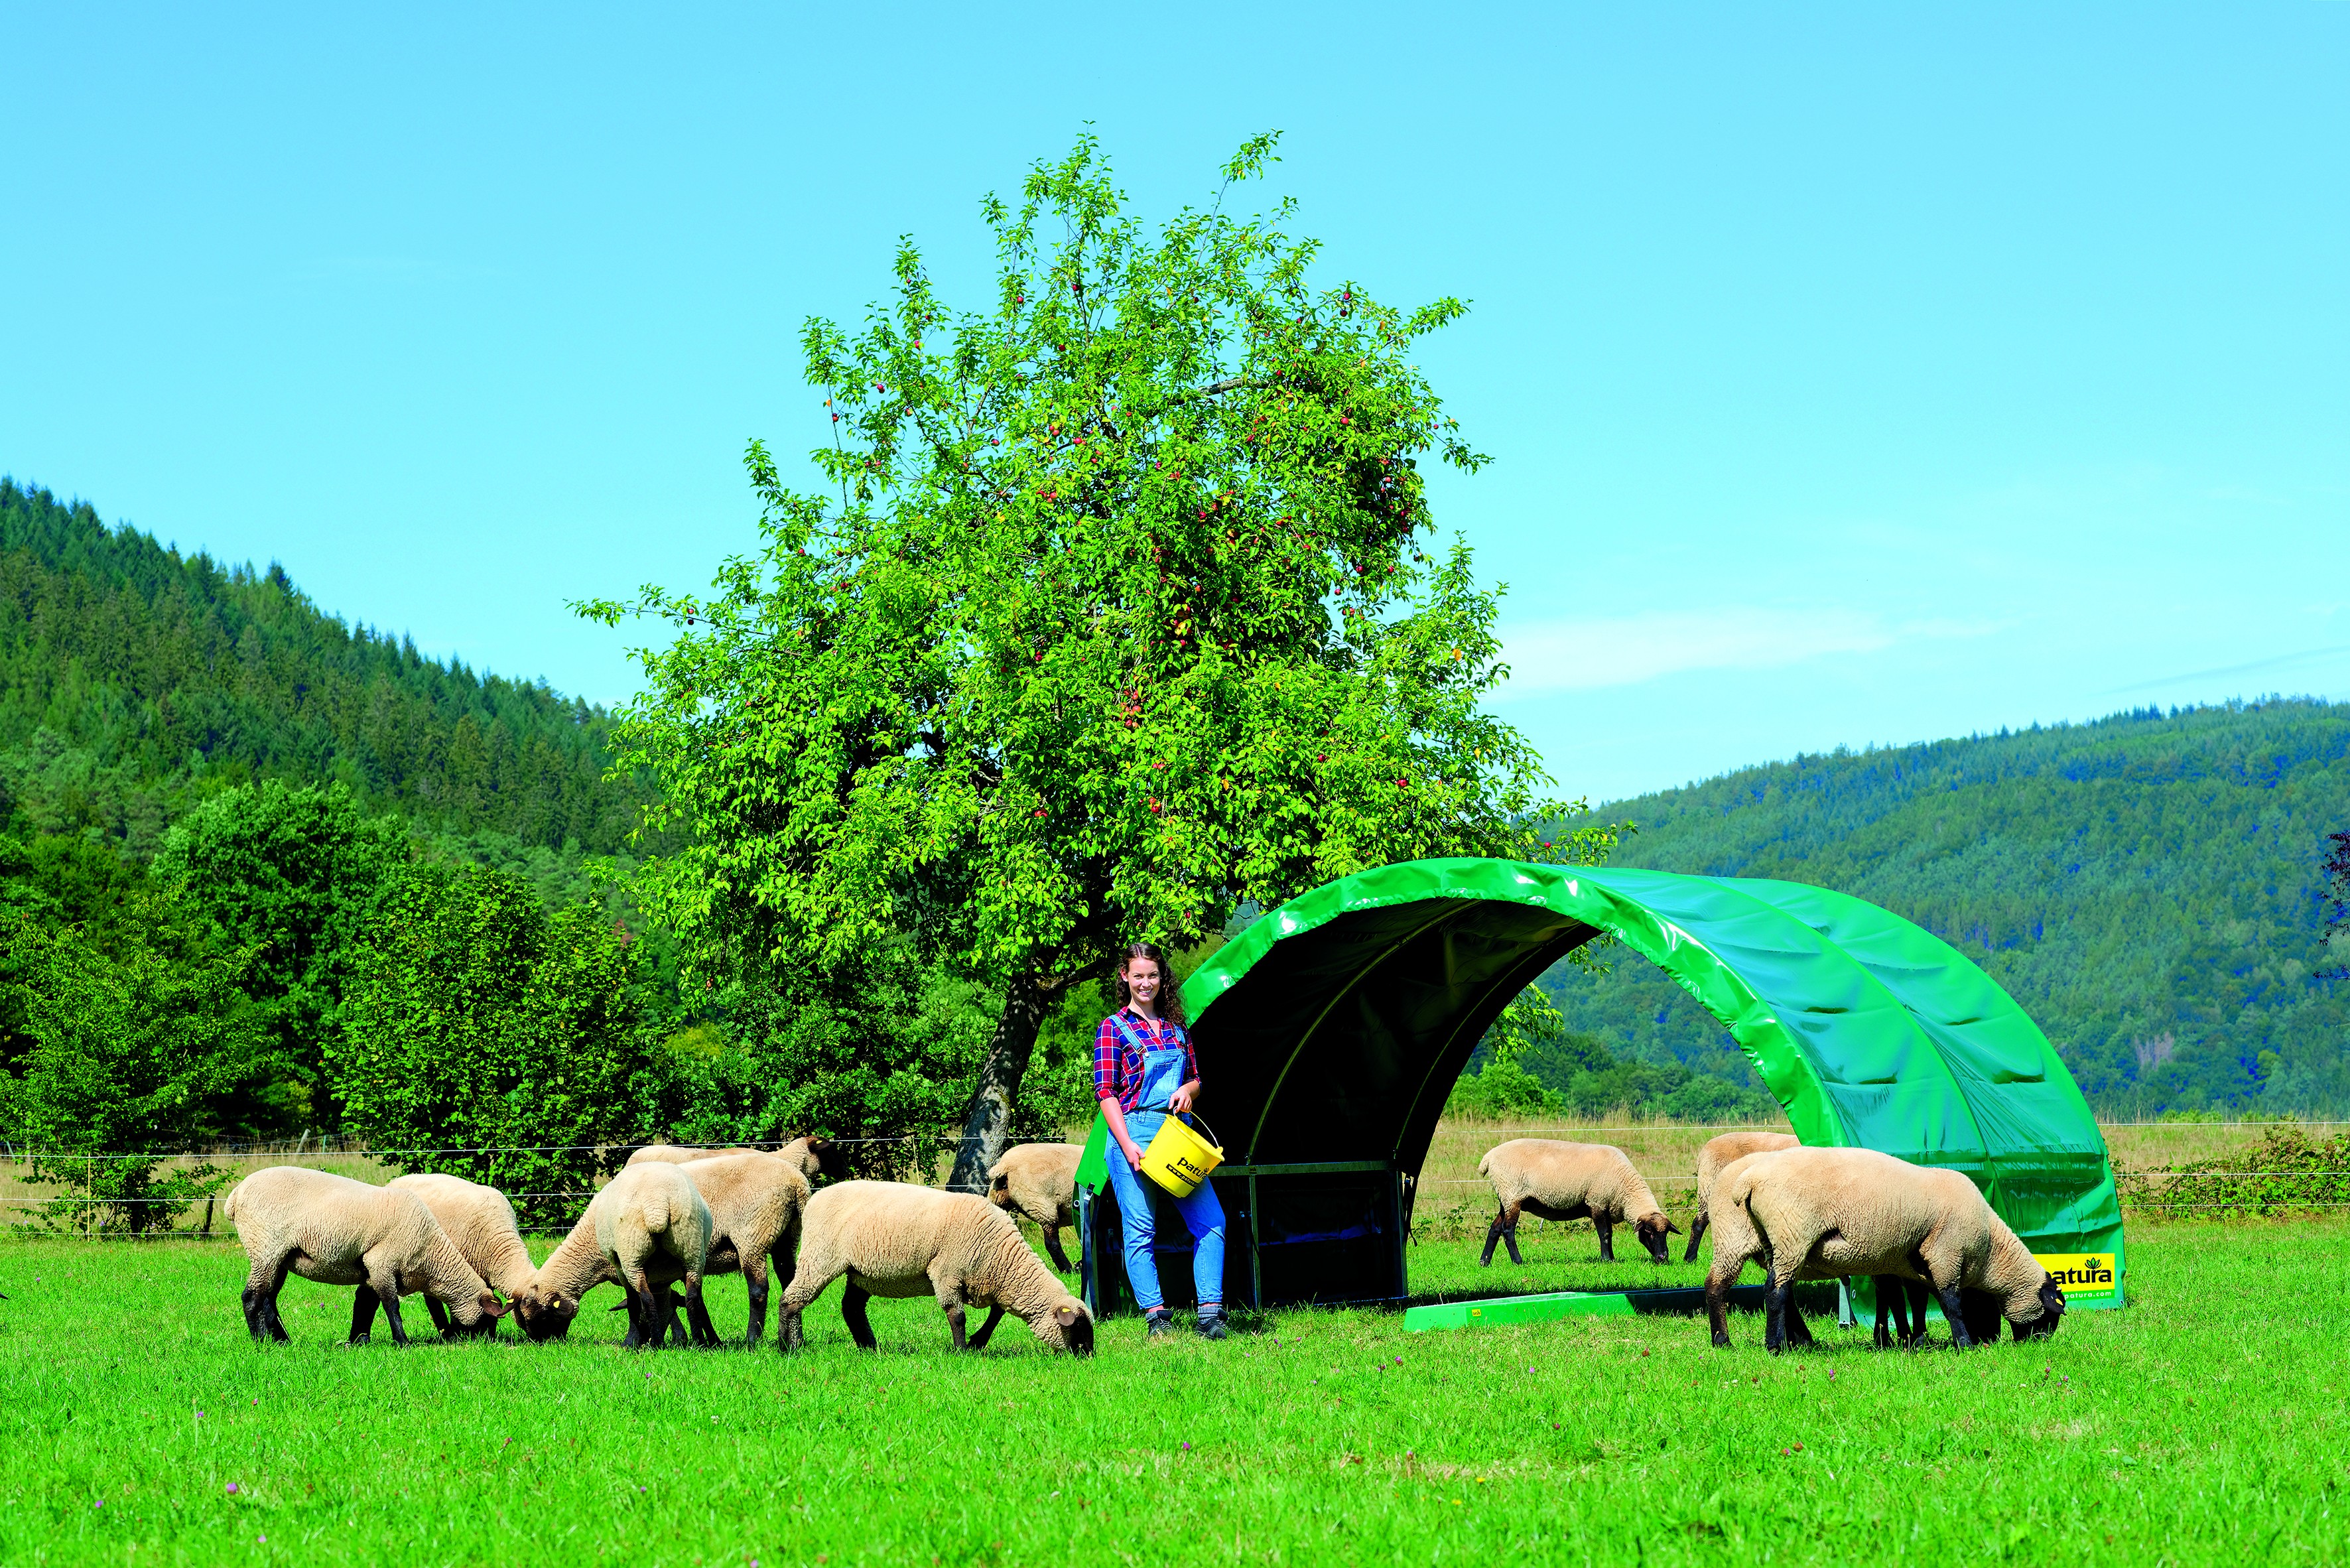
xmin=152 ymin=780 xmax=405 ymax=1128
xmin=1444 ymin=1057 xmax=1564 ymax=1120
xmin=330 ymin=863 xmax=657 ymax=1226
xmin=1 ymin=905 xmax=281 ymax=1231
xmin=2119 ymin=1126 xmax=2350 ymax=1216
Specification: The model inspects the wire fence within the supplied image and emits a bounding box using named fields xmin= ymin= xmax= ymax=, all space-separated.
xmin=5 ymin=1119 xmax=2347 ymax=1239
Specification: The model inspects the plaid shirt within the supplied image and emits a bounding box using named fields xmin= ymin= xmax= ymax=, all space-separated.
xmin=1093 ymin=1008 xmax=1200 ymax=1114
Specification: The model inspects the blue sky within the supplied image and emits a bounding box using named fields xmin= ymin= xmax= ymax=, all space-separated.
xmin=5 ymin=5 xmax=2343 ymax=804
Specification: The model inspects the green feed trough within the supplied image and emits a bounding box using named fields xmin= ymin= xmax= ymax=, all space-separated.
xmin=1076 ymin=858 xmax=2125 ymax=1323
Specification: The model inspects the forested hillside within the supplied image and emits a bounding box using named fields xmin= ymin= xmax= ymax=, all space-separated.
xmin=0 ymin=478 xmax=638 ymax=855
xmin=1539 ymin=700 xmax=2350 ymax=1118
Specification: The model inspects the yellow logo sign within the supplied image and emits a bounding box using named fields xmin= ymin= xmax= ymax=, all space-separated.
xmin=2033 ymin=1253 xmax=2118 ymax=1297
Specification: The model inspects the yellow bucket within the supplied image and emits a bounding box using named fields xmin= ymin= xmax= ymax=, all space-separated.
xmin=1141 ymin=1112 xmax=1224 ymax=1199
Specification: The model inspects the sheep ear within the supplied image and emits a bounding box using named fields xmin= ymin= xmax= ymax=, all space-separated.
xmin=480 ymin=1293 xmax=514 ymax=1319
xmin=1053 ymin=1305 xmax=1080 ymax=1327
xmin=1665 ymin=1219 xmax=1683 ymax=1234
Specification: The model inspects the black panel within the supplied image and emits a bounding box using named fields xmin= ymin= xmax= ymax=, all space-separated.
xmin=1193 ymin=901 xmax=1599 ymax=1170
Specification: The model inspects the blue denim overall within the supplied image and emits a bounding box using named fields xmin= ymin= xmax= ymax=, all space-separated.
xmin=1102 ymin=1035 xmax=1226 ymax=1312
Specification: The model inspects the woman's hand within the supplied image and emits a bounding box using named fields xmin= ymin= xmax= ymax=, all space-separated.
xmin=1169 ymin=1080 xmax=1200 ymax=1116
xmin=1120 ymin=1139 xmax=1143 ymax=1171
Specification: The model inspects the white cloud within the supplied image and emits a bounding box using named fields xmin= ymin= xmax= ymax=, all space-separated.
xmin=1492 ymin=607 xmax=1918 ymax=696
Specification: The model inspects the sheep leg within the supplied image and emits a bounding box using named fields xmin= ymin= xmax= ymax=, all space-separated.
xmin=683 ymin=1279 xmax=721 ymax=1349
xmin=1042 ymin=1224 xmax=1075 ymax=1275
xmin=1933 ymin=1281 xmax=1973 ymax=1348
xmin=1903 ymin=1280 xmax=1931 ymax=1346
xmin=1764 ymin=1274 xmax=1794 ymax=1354
xmin=1593 ymin=1215 xmax=1616 ymax=1263
xmin=774 ymin=1264 xmax=830 ymax=1352
xmin=261 ymin=1280 xmax=293 ymax=1344
xmin=655 ymin=1287 xmax=690 ymax=1349
xmin=377 ymin=1292 xmax=411 ymax=1347
xmin=840 ymin=1283 xmax=878 ymax=1350
xmin=944 ymin=1301 xmax=970 ymax=1349
xmin=966 ymin=1305 xmax=1006 ymax=1350
xmin=1782 ymin=1289 xmax=1815 ymax=1348
xmin=1480 ymin=1201 xmax=1526 ymax=1268
xmin=621 ymin=1272 xmax=658 ymax=1349
xmin=348 ymin=1285 xmax=381 ymax=1346
xmin=242 ymin=1254 xmax=293 ymax=1344
xmin=1879 ymin=1277 xmax=1918 ymax=1346
xmin=743 ymin=1257 xmax=769 ymax=1350
xmin=423 ymin=1295 xmax=453 ymax=1336
xmin=1683 ymin=1209 xmax=1709 ymax=1264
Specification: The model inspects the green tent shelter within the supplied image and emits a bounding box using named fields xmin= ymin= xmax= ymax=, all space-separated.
xmin=1077 ymin=857 xmax=2124 ymax=1316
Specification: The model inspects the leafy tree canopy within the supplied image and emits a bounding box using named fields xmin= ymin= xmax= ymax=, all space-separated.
xmin=583 ymin=134 xmax=1608 ymax=1187
xmin=152 ymin=780 xmax=406 ymax=1124
xmin=328 ymin=862 xmax=657 ymax=1225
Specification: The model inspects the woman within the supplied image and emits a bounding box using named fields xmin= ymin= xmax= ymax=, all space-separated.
xmin=1096 ymin=941 xmax=1228 ymax=1339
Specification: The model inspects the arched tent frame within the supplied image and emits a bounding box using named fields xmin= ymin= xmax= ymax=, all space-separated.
xmin=1077 ymin=858 xmax=2124 ymax=1315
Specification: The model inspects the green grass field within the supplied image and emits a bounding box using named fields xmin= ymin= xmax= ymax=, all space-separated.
xmin=1 ymin=1218 xmax=2340 ymax=1567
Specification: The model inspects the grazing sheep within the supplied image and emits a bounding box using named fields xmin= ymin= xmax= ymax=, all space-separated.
xmin=1684 ymin=1131 xmax=1801 ymax=1261
xmin=777 ymin=1181 xmax=1094 ymax=1356
xmin=1702 ymin=1146 xmax=2066 ymax=1352
xmin=384 ymin=1173 xmax=536 ymax=1337
xmin=986 ymin=1143 xmax=1083 ymax=1273
xmin=676 ymin=1153 xmax=811 ymax=1348
xmin=510 ymin=1164 xmax=716 ymax=1349
xmin=224 ymin=1167 xmax=511 ymax=1346
xmin=1477 ymin=1139 xmax=1680 ymax=1266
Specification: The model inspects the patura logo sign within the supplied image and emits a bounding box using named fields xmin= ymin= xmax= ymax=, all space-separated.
xmin=2034 ymin=1253 xmax=2117 ymax=1297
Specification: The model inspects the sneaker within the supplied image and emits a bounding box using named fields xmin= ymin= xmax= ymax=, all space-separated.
xmin=1145 ymin=1308 xmax=1176 ymax=1339
xmin=1196 ymin=1307 xmax=1229 ymax=1341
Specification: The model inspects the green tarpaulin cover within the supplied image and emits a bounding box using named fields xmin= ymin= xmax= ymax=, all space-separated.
xmin=1076 ymin=858 xmax=2123 ymax=1299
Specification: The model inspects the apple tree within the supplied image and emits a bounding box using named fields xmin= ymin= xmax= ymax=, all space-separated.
xmin=582 ymin=134 xmax=1612 ymax=1190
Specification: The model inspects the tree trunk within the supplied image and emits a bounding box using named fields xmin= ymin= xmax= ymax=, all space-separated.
xmin=946 ymin=972 xmax=1057 ymax=1194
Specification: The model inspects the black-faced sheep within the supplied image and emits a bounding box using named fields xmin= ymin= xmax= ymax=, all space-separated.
xmin=774 ymin=1136 xmax=846 ymax=1183
xmin=224 ymin=1167 xmax=512 ymax=1346
xmin=1703 ymin=1145 xmax=2065 ymax=1352
xmin=510 ymin=1163 xmax=716 ymax=1349
xmin=777 ymin=1181 xmax=1094 ymax=1356
xmin=986 ymin=1142 xmax=1082 ymax=1273
xmin=1478 ymin=1138 xmax=1679 ymax=1266
xmin=1684 ymin=1130 xmax=1800 ymax=1261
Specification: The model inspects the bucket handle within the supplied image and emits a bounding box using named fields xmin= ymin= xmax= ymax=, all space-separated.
xmin=1142 ymin=1104 xmax=1220 ymax=1149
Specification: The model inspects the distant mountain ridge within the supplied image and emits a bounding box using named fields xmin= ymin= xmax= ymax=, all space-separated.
xmin=1543 ymin=700 xmax=2350 ymax=1117
xmin=0 ymin=478 xmax=639 ymax=855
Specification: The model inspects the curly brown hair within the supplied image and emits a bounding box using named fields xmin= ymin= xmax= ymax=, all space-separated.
xmin=1111 ymin=941 xmax=1186 ymax=1026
